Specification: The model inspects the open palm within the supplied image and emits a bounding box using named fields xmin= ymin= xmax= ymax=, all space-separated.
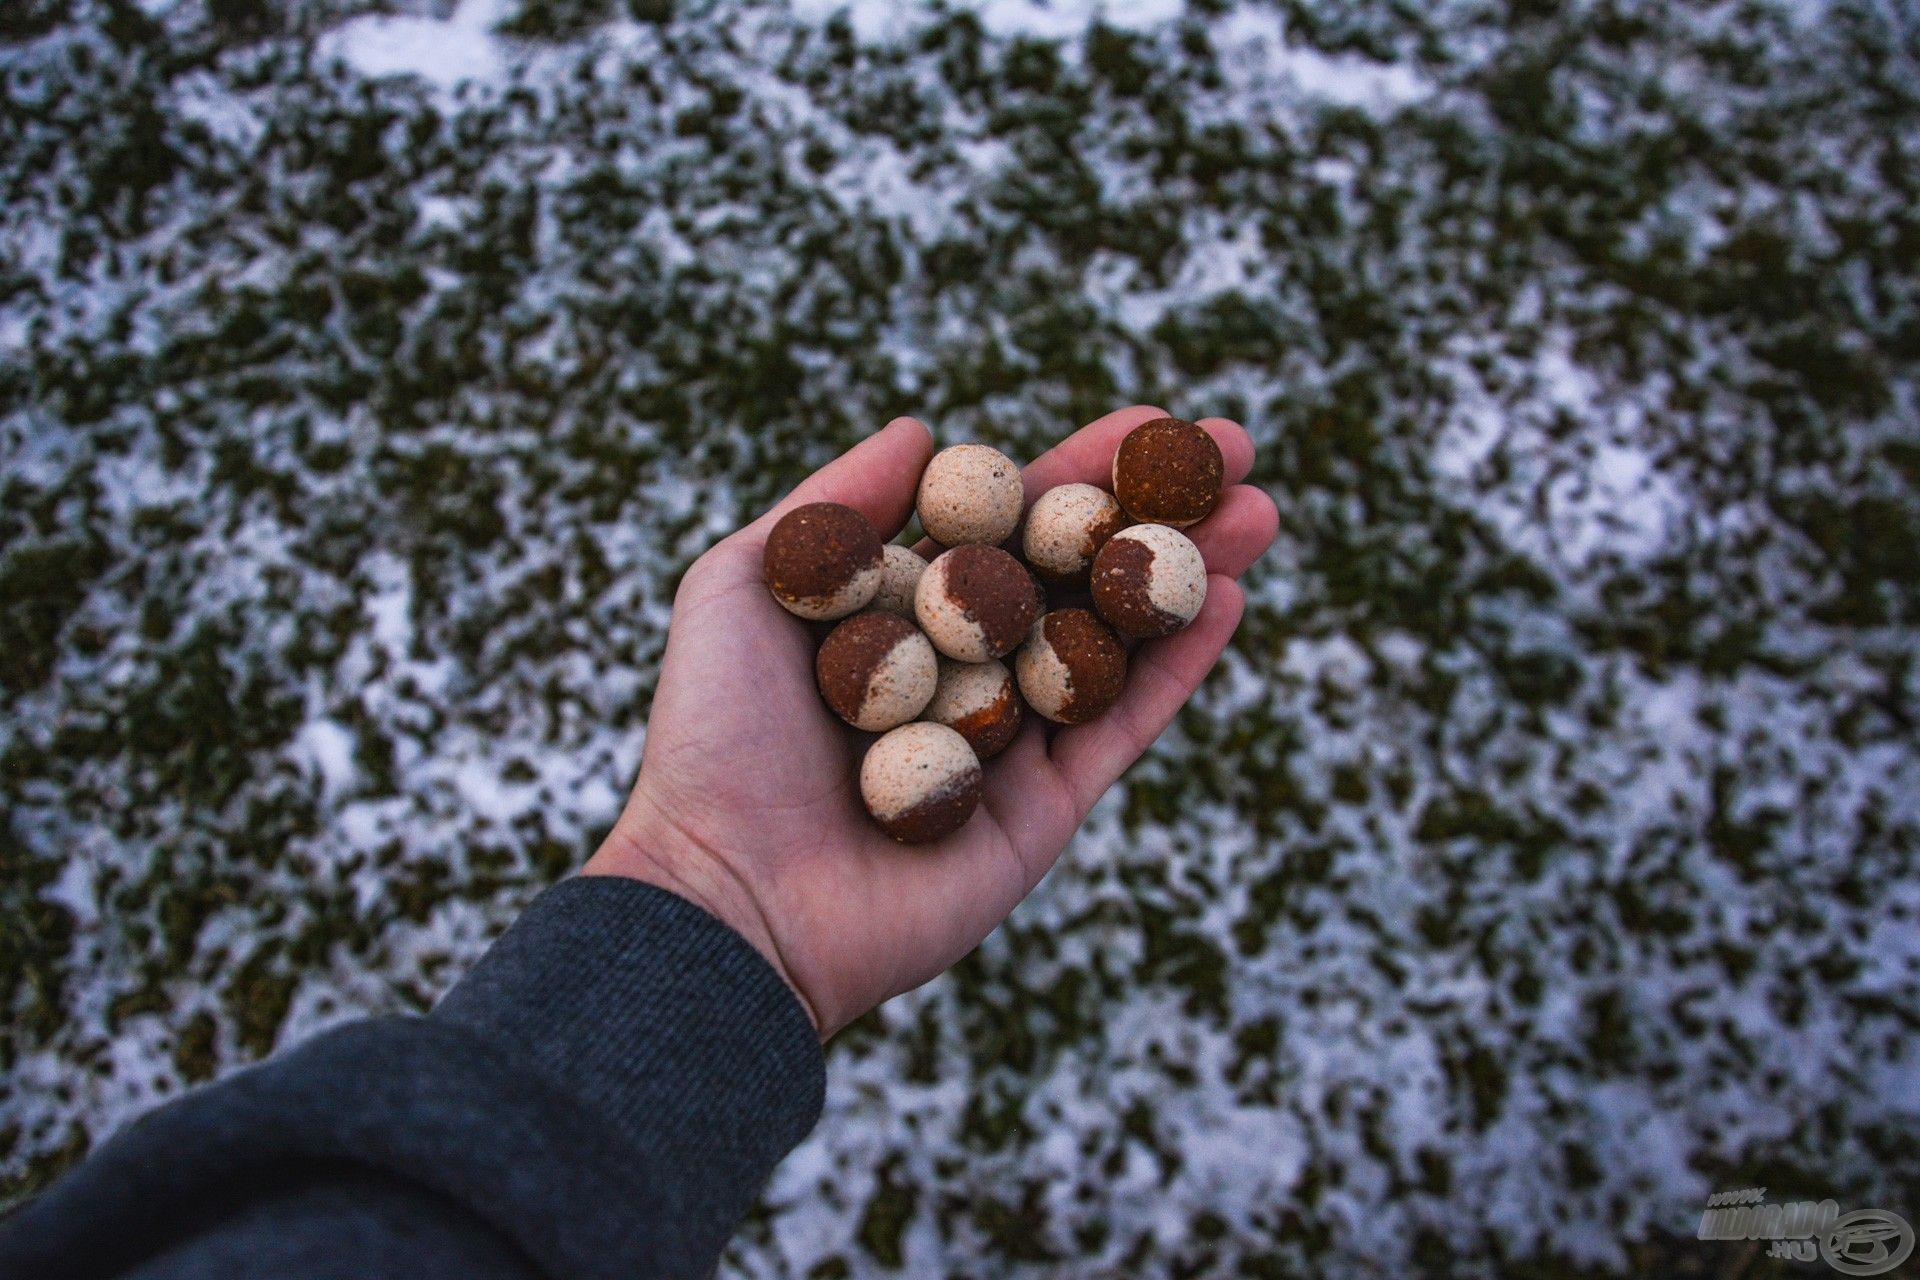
xmin=585 ymin=407 xmax=1279 ymax=1036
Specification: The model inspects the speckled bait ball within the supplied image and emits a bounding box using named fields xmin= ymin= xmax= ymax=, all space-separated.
xmin=1016 ymin=608 xmax=1128 ymax=725
xmin=1091 ymin=523 xmax=1208 ymax=640
xmin=763 ymin=502 xmax=884 ymax=620
xmin=916 ymin=444 xmax=1024 ymax=547
xmin=1022 ymin=483 xmax=1129 ymax=588
xmin=915 ymin=545 xmax=1042 ymax=662
xmin=868 ymin=544 xmax=930 ymax=617
xmin=860 ymin=722 xmax=983 ymax=843
xmin=1111 ymin=418 xmax=1223 ymax=528
xmin=924 ymin=658 xmax=1022 ymax=759
xmin=815 ymin=612 xmax=938 ymax=731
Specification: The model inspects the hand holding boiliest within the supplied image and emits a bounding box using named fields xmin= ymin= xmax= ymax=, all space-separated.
xmin=584 ymin=408 xmax=1279 ymax=1036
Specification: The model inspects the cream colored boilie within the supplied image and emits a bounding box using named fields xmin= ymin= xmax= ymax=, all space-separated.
xmin=924 ymin=658 xmax=1022 ymax=759
xmin=915 ymin=444 xmax=1024 ymax=546
xmin=1022 ymin=483 xmax=1128 ymax=587
xmin=1091 ymin=523 xmax=1207 ymax=640
xmin=859 ymin=722 xmax=983 ymax=843
xmin=815 ymin=613 xmax=938 ymax=731
xmin=867 ymin=544 xmax=930 ymax=617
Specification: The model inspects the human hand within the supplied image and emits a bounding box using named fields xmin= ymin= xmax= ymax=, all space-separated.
xmin=583 ymin=407 xmax=1279 ymax=1037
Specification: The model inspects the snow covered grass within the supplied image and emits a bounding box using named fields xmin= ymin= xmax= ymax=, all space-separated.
xmin=4 ymin=0 xmax=1918 ymax=1274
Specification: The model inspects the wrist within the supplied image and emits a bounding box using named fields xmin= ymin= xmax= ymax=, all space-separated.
xmin=583 ymin=799 xmax=824 ymax=1038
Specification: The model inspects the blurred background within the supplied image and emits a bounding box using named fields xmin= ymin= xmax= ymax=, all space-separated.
xmin=3 ymin=0 xmax=1918 ymax=1274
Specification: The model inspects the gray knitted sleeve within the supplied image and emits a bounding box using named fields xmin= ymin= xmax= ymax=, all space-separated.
xmin=0 ymin=877 xmax=827 ymax=1280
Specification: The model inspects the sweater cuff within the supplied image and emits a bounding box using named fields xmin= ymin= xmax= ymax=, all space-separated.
xmin=432 ymin=875 xmax=825 ymax=1174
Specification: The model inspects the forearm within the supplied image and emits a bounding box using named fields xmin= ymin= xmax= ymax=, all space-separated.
xmin=0 ymin=878 xmax=825 ymax=1280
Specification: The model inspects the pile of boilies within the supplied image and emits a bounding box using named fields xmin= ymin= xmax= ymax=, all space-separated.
xmin=763 ymin=418 xmax=1221 ymax=842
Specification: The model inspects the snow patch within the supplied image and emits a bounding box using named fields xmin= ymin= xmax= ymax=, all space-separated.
xmin=326 ymin=0 xmax=513 ymax=91
xmin=794 ymin=0 xmax=1184 ymax=43
xmin=298 ymin=718 xmax=360 ymax=799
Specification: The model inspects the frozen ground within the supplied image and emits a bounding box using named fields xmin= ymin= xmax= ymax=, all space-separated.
xmin=3 ymin=0 xmax=1919 ymax=1273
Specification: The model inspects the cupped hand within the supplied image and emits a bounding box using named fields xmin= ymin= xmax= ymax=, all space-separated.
xmin=583 ymin=407 xmax=1279 ymax=1037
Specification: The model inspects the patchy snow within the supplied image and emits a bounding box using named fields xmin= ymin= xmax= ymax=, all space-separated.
xmin=1214 ymin=5 xmax=1433 ymax=110
xmin=298 ymin=719 xmax=360 ymax=798
xmin=794 ymin=0 xmax=1186 ymax=42
xmin=325 ymin=0 xmax=514 ymax=89
xmin=5 ymin=0 xmax=1917 ymax=1275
